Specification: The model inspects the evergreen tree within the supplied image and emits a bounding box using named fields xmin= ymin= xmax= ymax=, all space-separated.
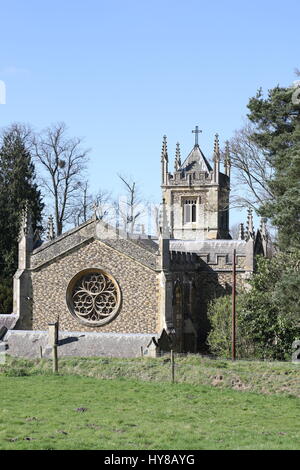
xmin=207 ymin=253 xmax=300 ymax=360
xmin=0 ymin=126 xmax=44 ymax=282
xmin=0 ymin=278 xmax=13 ymax=315
xmin=208 ymin=82 xmax=300 ymax=360
xmin=247 ymin=85 xmax=300 ymax=250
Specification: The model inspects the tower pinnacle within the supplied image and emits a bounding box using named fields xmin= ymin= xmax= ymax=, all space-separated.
xmin=46 ymin=215 xmax=56 ymax=241
xmin=174 ymin=142 xmax=181 ymax=171
xmin=213 ymin=133 xmax=220 ymax=161
xmin=213 ymin=133 xmax=220 ymax=184
xmin=19 ymin=201 xmax=33 ymax=241
xmin=224 ymin=140 xmax=231 ymax=177
xmin=246 ymin=208 xmax=254 ymax=240
xmin=161 ymin=135 xmax=169 ymax=185
xmin=161 ymin=135 xmax=168 ymax=162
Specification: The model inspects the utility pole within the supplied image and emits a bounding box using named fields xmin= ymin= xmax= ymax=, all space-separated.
xmin=232 ymin=249 xmax=237 ymax=361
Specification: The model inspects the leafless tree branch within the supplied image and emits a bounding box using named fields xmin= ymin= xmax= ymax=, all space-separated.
xmin=116 ymin=174 xmax=145 ymax=233
xmin=224 ymin=121 xmax=274 ymax=213
xmin=33 ymin=122 xmax=90 ymax=235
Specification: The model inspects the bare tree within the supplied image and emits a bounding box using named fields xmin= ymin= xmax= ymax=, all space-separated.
xmin=225 ymin=122 xmax=274 ymax=213
xmin=33 ymin=122 xmax=90 ymax=235
xmin=230 ymin=222 xmax=241 ymax=240
xmin=93 ymin=189 xmax=113 ymax=222
xmin=116 ymin=174 xmax=144 ymax=233
xmin=70 ymin=180 xmax=93 ymax=227
xmin=70 ymin=184 xmax=113 ymax=228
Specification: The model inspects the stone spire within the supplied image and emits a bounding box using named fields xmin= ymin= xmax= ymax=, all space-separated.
xmin=18 ymin=201 xmax=33 ymax=270
xmin=46 ymin=215 xmax=55 ymax=241
xmin=18 ymin=202 xmax=33 ymax=241
xmin=161 ymin=135 xmax=168 ymax=185
xmin=260 ymin=217 xmax=268 ymax=255
xmin=245 ymin=208 xmax=255 ymax=240
xmin=238 ymin=223 xmax=245 ymax=240
xmin=214 ymin=133 xmax=220 ymax=159
xmin=161 ymin=135 xmax=168 ymax=162
xmin=224 ymin=140 xmax=231 ymax=178
xmin=213 ymin=133 xmax=220 ymax=184
xmin=174 ymin=142 xmax=181 ymax=171
xmin=260 ymin=217 xmax=267 ymax=234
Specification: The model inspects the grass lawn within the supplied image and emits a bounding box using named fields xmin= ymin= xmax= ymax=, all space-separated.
xmin=0 ymin=372 xmax=300 ymax=450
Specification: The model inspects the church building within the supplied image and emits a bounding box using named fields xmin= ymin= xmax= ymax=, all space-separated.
xmin=5 ymin=128 xmax=267 ymax=357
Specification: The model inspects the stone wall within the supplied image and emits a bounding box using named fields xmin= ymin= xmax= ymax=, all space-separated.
xmin=30 ymin=239 xmax=160 ymax=334
xmin=170 ymin=264 xmax=249 ymax=351
xmin=4 ymin=330 xmax=156 ymax=358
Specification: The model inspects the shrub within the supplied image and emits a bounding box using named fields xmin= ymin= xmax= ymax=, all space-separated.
xmin=207 ymin=253 xmax=300 ymax=361
xmin=207 ymin=295 xmax=254 ymax=359
xmin=4 ymin=367 xmax=29 ymax=377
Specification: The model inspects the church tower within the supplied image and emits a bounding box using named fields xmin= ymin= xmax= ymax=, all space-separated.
xmin=161 ymin=127 xmax=231 ymax=240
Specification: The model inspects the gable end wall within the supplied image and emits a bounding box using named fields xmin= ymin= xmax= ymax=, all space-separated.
xmin=31 ymin=239 xmax=159 ymax=334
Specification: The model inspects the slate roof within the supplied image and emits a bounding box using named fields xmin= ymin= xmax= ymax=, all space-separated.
xmin=179 ymin=145 xmax=212 ymax=173
xmin=30 ymin=218 xmax=159 ymax=271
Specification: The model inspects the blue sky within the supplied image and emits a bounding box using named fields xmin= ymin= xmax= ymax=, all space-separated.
xmin=0 ymin=0 xmax=299 ymax=228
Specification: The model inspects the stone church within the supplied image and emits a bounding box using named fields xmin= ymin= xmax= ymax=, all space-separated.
xmin=4 ymin=128 xmax=267 ymax=357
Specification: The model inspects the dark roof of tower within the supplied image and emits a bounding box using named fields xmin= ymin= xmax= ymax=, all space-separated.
xmin=178 ymin=145 xmax=212 ymax=173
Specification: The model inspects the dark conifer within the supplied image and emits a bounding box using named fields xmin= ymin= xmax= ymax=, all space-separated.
xmin=0 ymin=126 xmax=44 ymax=282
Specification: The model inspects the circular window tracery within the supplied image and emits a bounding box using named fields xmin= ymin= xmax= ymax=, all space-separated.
xmin=67 ymin=269 xmax=121 ymax=326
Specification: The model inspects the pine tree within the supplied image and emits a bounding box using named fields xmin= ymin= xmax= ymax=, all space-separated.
xmin=247 ymin=85 xmax=300 ymax=250
xmin=0 ymin=126 xmax=44 ymax=282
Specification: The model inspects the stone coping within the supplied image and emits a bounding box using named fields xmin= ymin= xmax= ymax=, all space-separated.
xmin=5 ymin=329 xmax=157 ymax=338
xmin=3 ymin=329 xmax=158 ymax=358
xmin=0 ymin=314 xmax=19 ymax=330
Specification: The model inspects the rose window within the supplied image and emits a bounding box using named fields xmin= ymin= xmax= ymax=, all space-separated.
xmin=67 ymin=269 xmax=121 ymax=326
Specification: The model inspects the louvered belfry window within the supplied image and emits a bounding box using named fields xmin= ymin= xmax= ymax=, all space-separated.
xmin=184 ymin=199 xmax=197 ymax=223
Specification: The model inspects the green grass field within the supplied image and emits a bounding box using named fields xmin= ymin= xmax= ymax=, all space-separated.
xmin=0 ymin=355 xmax=299 ymax=450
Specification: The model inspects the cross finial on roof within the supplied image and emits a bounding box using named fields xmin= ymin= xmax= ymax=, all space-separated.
xmin=192 ymin=126 xmax=202 ymax=147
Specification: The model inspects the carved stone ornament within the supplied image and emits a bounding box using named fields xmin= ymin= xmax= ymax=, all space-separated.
xmin=67 ymin=269 xmax=121 ymax=326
